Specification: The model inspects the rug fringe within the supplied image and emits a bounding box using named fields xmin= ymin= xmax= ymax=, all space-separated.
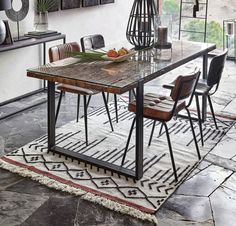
xmin=0 ymin=158 xmax=158 ymax=225
xmin=83 ymin=193 xmax=158 ymax=225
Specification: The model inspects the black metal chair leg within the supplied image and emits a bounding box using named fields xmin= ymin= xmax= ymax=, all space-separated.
xmin=132 ymin=89 xmax=136 ymax=98
xmin=83 ymin=95 xmax=88 ymax=146
xmin=121 ymin=117 xmax=136 ymax=166
xmin=163 ymin=122 xmax=178 ymax=182
xmin=106 ymin=93 xmax=109 ymax=103
xmin=86 ymin=95 xmax=92 ymax=109
xmin=55 ymin=91 xmax=63 ymax=124
xmin=148 ymin=121 xmax=156 ymax=146
xmin=186 ymin=108 xmax=201 ymax=160
xmin=114 ymin=94 xmax=118 ymax=123
xmin=129 ymin=89 xmax=136 ymax=102
xmin=208 ymin=95 xmax=218 ymax=130
xmin=195 ymin=95 xmax=204 ymax=146
xmin=159 ymin=123 xmax=164 ymax=136
xmin=76 ymin=94 xmax=80 ymax=123
xmin=102 ymin=92 xmax=114 ymax=132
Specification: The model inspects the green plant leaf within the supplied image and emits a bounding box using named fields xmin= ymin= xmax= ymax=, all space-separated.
xmin=35 ymin=0 xmax=57 ymax=12
xmin=70 ymin=51 xmax=106 ymax=62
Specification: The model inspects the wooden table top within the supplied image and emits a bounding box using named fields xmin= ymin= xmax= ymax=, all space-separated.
xmin=27 ymin=40 xmax=216 ymax=94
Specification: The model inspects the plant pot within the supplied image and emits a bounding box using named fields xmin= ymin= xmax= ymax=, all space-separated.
xmin=34 ymin=11 xmax=48 ymax=32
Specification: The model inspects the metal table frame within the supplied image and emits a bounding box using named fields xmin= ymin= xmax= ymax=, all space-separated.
xmin=0 ymin=34 xmax=66 ymax=121
xmin=47 ymin=80 xmax=144 ymax=179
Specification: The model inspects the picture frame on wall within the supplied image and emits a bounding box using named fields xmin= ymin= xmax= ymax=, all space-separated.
xmin=100 ymin=0 xmax=114 ymax=4
xmin=82 ymin=0 xmax=99 ymax=7
xmin=61 ymin=0 xmax=80 ymax=10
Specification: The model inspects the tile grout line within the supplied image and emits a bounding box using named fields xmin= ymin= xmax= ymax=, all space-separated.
xmin=208 ymin=196 xmax=216 ymax=226
xmin=208 ymin=171 xmax=234 ymax=198
xmin=185 ymin=163 xmax=212 ymax=181
xmin=205 ymin=154 xmax=236 ymax=172
xmin=1 ymin=178 xmax=25 ymax=191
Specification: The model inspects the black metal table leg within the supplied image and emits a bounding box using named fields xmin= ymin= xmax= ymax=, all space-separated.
xmin=135 ymin=81 xmax=144 ymax=179
xmin=55 ymin=91 xmax=63 ymax=123
xmin=48 ymin=81 xmax=56 ymax=150
xmin=43 ymin=42 xmax=47 ymax=90
xmin=202 ymin=53 xmax=208 ymax=122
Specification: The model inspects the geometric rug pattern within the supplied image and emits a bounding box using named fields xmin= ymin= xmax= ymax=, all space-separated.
xmin=0 ymin=100 xmax=233 ymax=223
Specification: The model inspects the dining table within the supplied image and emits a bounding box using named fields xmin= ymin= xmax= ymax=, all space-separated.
xmin=27 ymin=40 xmax=216 ymax=180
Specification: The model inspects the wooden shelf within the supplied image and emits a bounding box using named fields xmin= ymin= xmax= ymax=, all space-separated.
xmin=0 ymin=34 xmax=66 ymax=53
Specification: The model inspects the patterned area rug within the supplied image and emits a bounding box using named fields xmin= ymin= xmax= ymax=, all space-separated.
xmin=0 ymin=100 xmax=233 ymax=224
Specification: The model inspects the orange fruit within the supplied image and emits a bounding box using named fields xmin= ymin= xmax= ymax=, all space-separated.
xmin=107 ymin=49 xmax=119 ymax=58
xmin=118 ymin=48 xmax=127 ymax=56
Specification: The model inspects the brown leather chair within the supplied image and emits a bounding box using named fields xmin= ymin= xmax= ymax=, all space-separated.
xmin=80 ymin=34 xmax=119 ymax=123
xmin=49 ymin=42 xmax=114 ymax=146
xmin=163 ymin=49 xmax=228 ymax=146
xmin=122 ymin=69 xmax=201 ymax=182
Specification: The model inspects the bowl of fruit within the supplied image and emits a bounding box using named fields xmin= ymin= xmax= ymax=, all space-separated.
xmin=101 ymin=47 xmax=137 ymax=62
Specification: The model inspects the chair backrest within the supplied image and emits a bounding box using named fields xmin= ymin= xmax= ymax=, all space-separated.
xmin=80 ymin=34 xmax=105 ymax=52
xmin=49 ymin=42 xmax=80 ymax=63
xmin=171 ymin=68 xmax=201 ymax=107
xmin=207 ymin=49 xmax=228 ymax=88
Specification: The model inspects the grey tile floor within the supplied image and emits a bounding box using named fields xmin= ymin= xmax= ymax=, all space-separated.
xmin=0 ymin=59 xmax=236 ymax=226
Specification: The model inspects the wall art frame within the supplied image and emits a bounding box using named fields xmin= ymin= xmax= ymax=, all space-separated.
xmin=61 ymin=0 xmax=80 ymax=10
xmin=100 ymin=0 xmax=114 ymax=4
xmin=82 ymin=0 xmax=99 ymax=7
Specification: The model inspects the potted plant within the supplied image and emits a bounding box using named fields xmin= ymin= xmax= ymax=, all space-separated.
xmin=34 ymin=0 xmax=56 ymax=32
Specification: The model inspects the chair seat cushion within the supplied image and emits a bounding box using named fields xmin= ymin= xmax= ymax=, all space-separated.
xmin=128 ymin=93 xmax=186 ymax=121
xmin=57 ymin=84 xmax=100 ymax=95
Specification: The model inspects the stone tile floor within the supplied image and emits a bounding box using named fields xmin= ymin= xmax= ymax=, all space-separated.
xmin=0 ymin=58 xmax=236 ymax=226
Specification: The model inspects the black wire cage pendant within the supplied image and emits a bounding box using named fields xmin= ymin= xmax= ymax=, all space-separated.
xmin=126 ymin=0 xmax=158 ymax=50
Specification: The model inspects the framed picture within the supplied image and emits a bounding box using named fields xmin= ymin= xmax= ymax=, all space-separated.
xmin=82 ymin=0 xmax=99 ymax=7
xmin=61 ymin=0 xmax=80 ymax=10
xmin=49 ymin=0 xmax=60 ymax=12
xmin=100 ymin=0 xmax=114 ymax=4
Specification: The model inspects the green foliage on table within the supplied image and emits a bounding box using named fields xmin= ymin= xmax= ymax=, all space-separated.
xmin=184 ymin=20 xmax=223 ymax=48
xmin=35 ymin=0 xmax=56 ymax=12
xmin=70 ymin=51 xmax=106 ymax=62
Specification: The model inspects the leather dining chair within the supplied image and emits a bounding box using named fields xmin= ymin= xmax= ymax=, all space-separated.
xmin=121 ymin=69 xmax=201 ymax=182
xmin=49 ymin=42 xmax=114 ymax=146
xmin=163 ymin=49 xmax=228 ymax=146
xmin=80 ymin=34 xmax=119 ymax=123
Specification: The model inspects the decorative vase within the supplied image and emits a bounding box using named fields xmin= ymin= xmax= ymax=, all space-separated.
xmin=34 ymin=11 xmax=48 ymax=32
xmin=126 ymin=0 xmax=158 ymax=50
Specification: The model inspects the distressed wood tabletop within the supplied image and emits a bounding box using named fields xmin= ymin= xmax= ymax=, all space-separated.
xmin=27 ymin=40 xmax=216 ymax=94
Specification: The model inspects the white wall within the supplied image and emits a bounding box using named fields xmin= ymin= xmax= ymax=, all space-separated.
xmin=0 ymin=0 xmax=133 ymax=102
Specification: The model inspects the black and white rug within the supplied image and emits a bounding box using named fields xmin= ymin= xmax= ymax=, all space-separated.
xmin=0 ymin=100 xmax=233 ymax=224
